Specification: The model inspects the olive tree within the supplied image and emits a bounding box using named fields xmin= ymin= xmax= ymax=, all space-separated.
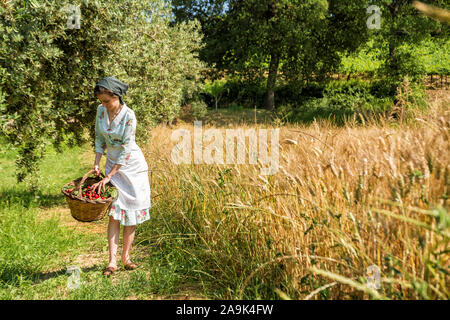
xmin=0 ymin=0 xmax=205 ymax=190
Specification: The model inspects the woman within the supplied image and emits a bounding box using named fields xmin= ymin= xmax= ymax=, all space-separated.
xmin=90 ymin=76 xmax=151 ymax=276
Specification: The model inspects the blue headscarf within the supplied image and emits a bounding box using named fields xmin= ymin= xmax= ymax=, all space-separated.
xmin=95 ymin=77 xmax=129 ymax=105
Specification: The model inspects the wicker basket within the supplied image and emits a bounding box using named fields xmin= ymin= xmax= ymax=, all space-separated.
xmin=61 ymin=169 xmax=117 ymax=222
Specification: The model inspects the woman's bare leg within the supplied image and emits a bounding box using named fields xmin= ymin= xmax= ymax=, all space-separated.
xmin=107 ymin=216 xmax=120 ymax=268
xmin=122 ymin=225 xmax=136 ymax=264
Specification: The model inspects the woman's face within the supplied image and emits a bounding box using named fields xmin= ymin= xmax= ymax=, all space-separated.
xmin=97 ymin=93 xmax=120 ymax=110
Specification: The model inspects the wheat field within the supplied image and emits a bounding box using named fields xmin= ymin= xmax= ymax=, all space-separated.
xmin=139 ymin=90 xmax=449 ymax=300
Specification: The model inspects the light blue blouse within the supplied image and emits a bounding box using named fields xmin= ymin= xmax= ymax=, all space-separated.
xmin=94 ymin=103 xmax=151 ymax=226
xmin=95 ymin=103 xmax=137 ymax=166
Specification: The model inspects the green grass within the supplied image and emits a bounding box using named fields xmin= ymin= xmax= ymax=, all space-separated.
xmin=0 ymin=139 xmax=95 ymax=297
xmin=0 ymin=138 xmax=205 ymax=300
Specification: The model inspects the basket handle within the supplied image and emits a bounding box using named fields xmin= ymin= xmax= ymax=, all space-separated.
xmin=74 ymin=169 xmax=105 ymax=196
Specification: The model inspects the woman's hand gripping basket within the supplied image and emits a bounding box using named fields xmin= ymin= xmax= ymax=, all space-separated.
xmin=61 ymin=169 xmax=118 ymax=222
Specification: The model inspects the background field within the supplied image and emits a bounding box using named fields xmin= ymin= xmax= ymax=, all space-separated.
xmin=0 ymin=89 xmax=448 ymax=300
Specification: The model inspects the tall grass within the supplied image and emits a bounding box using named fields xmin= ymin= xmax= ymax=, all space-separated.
xmin=139 ymin=94 xmax=449 ymax=300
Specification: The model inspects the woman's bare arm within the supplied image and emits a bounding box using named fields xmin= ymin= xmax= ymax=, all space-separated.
xmin=94 ymin=152 xmax=102 ymax=166
xmin=93 ymin=152 xmax=121 ymax=178
xmin=107 ymin=163 xmax=122 ymax=179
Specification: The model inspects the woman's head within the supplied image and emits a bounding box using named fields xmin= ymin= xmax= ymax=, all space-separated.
xmin=94 ymin=77 xmax=129 ymax=108
xmin=94 ymin=85 xmax=121 ymax=109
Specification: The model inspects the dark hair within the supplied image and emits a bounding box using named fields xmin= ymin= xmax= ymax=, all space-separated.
xmin=94 ymin=85 xmax=116 ymax=97
xmin=94 ymin=85 xmax=124 ymax=105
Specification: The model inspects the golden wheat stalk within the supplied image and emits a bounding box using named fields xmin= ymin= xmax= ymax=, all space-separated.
xmin=413 ymin=1 xmax=450 ymax=23
xmin=308 ymin=267 xmax=387 ymax=300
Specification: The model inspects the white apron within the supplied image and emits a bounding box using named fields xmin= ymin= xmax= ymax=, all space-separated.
xmin=95 ymin=103 xmax=151 ymax=226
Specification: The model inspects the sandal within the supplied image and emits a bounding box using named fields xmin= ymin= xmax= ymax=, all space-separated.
xmin=103 ymin=266 xmax=116 ymax=276
xmin=123 ymin=261 xmax=138 ymax=270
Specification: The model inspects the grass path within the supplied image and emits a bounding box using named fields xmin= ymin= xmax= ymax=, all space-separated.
xmin=36 ymin=205 xmax=205 ymax=300
xmin=0 ymin=139 xmax=206 ymax=300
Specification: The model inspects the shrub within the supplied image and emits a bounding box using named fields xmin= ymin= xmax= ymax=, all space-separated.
xmin=325 ymin=79 xmax=372 ymax=96
xmin=370 ymin=79 xmax=398 ymax=98
xmin=220 ymin=77 xmax=266 ymax=108
xmin=388 ymin=76 xmax=429 ymax=122
xmin=298 ymin=82 xmax=325 ymax=98
xmin=281 ymin=79 xmax=395 ymax=125
xmin=189 ymin=99 xmax=208 ymax=119
xmin=274 ymin=81 xmax=305 ymax=106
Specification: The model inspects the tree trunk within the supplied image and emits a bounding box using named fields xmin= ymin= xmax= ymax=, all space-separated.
xmin=387 ymin=0 xmax=404 ymax=78
xmin=388 ymin=42 xmax=398 ymax=76
xmin=265 ymin=51 xmax=280 ymax=111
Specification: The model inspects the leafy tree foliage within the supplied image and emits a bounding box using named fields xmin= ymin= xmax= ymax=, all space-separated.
xmin=171 ymin=0 xmax=449 ymax=110
xmin=0 ymin=0 xmax=205 ymax=189
xmin=171 ymin=0 xmax=227 ymax=22
xmin=371 ymin=0 xmax=449 ymax=84
xmin=172 ymin=0 xmax=371 ymax=110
